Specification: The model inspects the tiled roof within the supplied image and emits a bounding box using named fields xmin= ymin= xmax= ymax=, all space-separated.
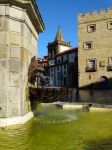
xmin=56 ymin=47 xmax=78 ymax=56
xmin=54 ymin=26 xmax=64 ymax=42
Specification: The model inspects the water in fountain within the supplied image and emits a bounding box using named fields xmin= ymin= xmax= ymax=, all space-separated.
xmin=36 ymin=104 xmax=78 ymax=124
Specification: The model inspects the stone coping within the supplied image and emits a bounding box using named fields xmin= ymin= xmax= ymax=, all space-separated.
xmin=42 ymin=102 xmax=112 ymax=111
xmin=0 ymin=112 xmax=33 ymax=128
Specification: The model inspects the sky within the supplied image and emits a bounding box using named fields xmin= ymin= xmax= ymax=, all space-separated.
xmin=37 ymin=0 xmax=112 ymax=58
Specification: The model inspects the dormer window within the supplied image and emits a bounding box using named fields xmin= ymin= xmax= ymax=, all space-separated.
xmin=88 ymin=24 xmax=96 ymax=32
xmin=107 ymin=21 xmax=112 ymax=30
xmin=84 ymin=42 xmax=93 ymax=50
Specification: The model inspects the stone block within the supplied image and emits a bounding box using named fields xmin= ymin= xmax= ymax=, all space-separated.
xmin=0 ymin=45 xmax=6 ymax=58
xmin=7 ymin=103 xmax=20 ymax=117
xmin=0 ymin=5 xmax=5 ymax=15
xmin=10 ymin=19 xmax=21 ymax=33
xmin=0 ymin=88 xmax=6 ymax=101
xmin=11 ymin=45 xmax=20 ymax=59
xmin=8 ymin=86 xmax=20 ymax=102
xmin=21 ymin=48 xmax=30 ymax=63
xmin=11 ymin=33 xmax=21 ymax=45
xmin=10 ymin=58 xmax=21 ymax=72
xmin=9 ymin=73 xmax=20 ymax=86
xmin=0 ymin=103 xmax=7 ymax=118
xmin=0 ymin=71 xmax=6 ymax=88
xmin=0 ymin=18 xmax=6 ymax=32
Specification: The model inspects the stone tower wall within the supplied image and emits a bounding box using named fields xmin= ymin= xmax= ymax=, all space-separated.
xmin=78 ymin=8 xmax=112 ymax=88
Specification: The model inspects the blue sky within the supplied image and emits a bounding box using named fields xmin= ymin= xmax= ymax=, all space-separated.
xmin=37 ymin=0 xmax=112 ymax=58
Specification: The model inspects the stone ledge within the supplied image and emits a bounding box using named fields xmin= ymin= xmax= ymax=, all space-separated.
xmin=0 ymin=111 xmax=33 ymax=127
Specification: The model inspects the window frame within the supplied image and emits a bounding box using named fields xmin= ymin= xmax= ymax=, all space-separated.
xmin=86 ymin=58 xmax=97 ymax=68
xmin=83 ymin=41 xmax=93 ymax=50
xmin=107 ymin=21 xmax=112 ymax=30
xmin=87 ymin=24 xmax=96 ymax=33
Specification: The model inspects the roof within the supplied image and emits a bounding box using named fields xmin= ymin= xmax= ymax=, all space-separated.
xmin=54 ymin=26 xmax=64 ymax=42
xmin=56 ymin=47 xmax=78 ymax=56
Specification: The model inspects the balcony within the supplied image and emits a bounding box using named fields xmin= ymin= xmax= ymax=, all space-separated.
xmin=85 ymin=66 xmax=97 ymax=72
xmin=107 ymin=65 xmax=112 ymax=71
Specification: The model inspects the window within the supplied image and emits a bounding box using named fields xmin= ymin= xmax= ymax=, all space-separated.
xmin=107 ymin=57 xmax=112 ymax=71
xmin=63 ymin=55 xmax=67 ymax=63
xmin=87 ymin=59 xmax=96 ymax=68
xmin=51 ymin=68 xmax=53 ymax=72
xmin=58 ymin=60 xmax=60 ymax=63
xmin=57 ymin=66 xmax=59 ymax=71
xmin=51 ymin=73 xmax=53 ymax=77
xmin=85 ymin=58 xmax=97 ymax=72
xmin=69 ymin=53 xmax=75 ymax=62
xmin=108 ymin=57 xmax=112 ymax=65
xmin=88 ymin=24 xmax=96 ymax=32
xmin=107 ymin=21 xmax=112 ymax=30
xmin=64 ymin=71 xmax=66 ymax=75
xmin=64 ymin=64 xmax=66 ymax=69
xmin=89 ymin=75 xmax=91 ymax=80
xmin=84 ymin=42 xmax=92 ymax=50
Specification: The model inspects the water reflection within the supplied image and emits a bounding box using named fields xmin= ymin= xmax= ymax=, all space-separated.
xmin=36 ymin=105 xmax=78 ymax=124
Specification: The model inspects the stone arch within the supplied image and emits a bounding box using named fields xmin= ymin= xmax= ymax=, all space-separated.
xmin=100 ymin=76 xmax=108 ymax=89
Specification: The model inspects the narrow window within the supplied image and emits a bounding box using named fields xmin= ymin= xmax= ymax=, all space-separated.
xmin=108 ymin=57 xmax=112 ymax=65
xmin=88 ymin=24 xmax=96 ymax=32
xmin=84 ymin=42 xmax=92 ymax=50
xmin=107 ymin=57 xmax=112 ymax=71
xmin=85 ymin=58 xmax=97 ymax=72
xmin=107 ymin=21 xmax=112 ymax=30
xmin=64 ymin=71 xmax=66 ymax=75
xmin=64 ymin=64 xmax=66 ymax=69
xmin=57 ymin=66 xmax=59 ymax=71
xmin=57 ymin=59 xmax=61 ymax=64
xmin=51 ymin=68 xmax=53 ymax=72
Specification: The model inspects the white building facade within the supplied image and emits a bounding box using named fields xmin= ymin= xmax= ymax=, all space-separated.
xmin=48 ymin=27 xmax=78 ymax=88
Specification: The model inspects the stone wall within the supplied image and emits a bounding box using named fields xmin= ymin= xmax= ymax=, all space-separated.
xmin=0 ymin=4 xmax=38 ymax=118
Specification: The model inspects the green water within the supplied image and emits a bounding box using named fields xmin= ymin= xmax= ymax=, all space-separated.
xmin=0 ymin=105 xmax=112 ymax=150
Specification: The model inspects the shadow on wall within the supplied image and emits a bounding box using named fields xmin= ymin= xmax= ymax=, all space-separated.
xmin=79 ymin=90 xmax=112 ymax=104
xmin=79 ymin=77 xmax=112 ymax=90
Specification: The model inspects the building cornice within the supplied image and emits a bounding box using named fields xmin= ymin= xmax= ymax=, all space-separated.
xmin=48 ymin=41 xmax=71 ymax=47
xmin=0 ymin=0 xmax=45 ymax=33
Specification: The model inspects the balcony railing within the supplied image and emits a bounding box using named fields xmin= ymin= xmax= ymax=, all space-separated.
xmin=107 ymin=65 xmax=112 ymax=71
xmin=85 ymin=66 xmax=97 ymax=72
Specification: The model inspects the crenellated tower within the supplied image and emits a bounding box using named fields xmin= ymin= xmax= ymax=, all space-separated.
xmin=78 ymin=7 xmax=112 ymax=89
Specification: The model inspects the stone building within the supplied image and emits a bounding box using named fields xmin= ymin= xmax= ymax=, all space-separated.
xmin=0 ymin=0 xmax=44 ymax=125
xmin=78 ymin=8 xmax=112 ymax=89
xmin=37 ymin=56 xmax=49 ymax=76
xmin=48 ymin=27 xmax=78 ymax=88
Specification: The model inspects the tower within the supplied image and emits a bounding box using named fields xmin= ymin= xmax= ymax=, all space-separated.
xmin=78 ymin=8 xmax=112 ymax=89
xmin=0 ymin=0 xmax=45 ymax=123
xmin=48 ymin=27 xmax=77 ymax=87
